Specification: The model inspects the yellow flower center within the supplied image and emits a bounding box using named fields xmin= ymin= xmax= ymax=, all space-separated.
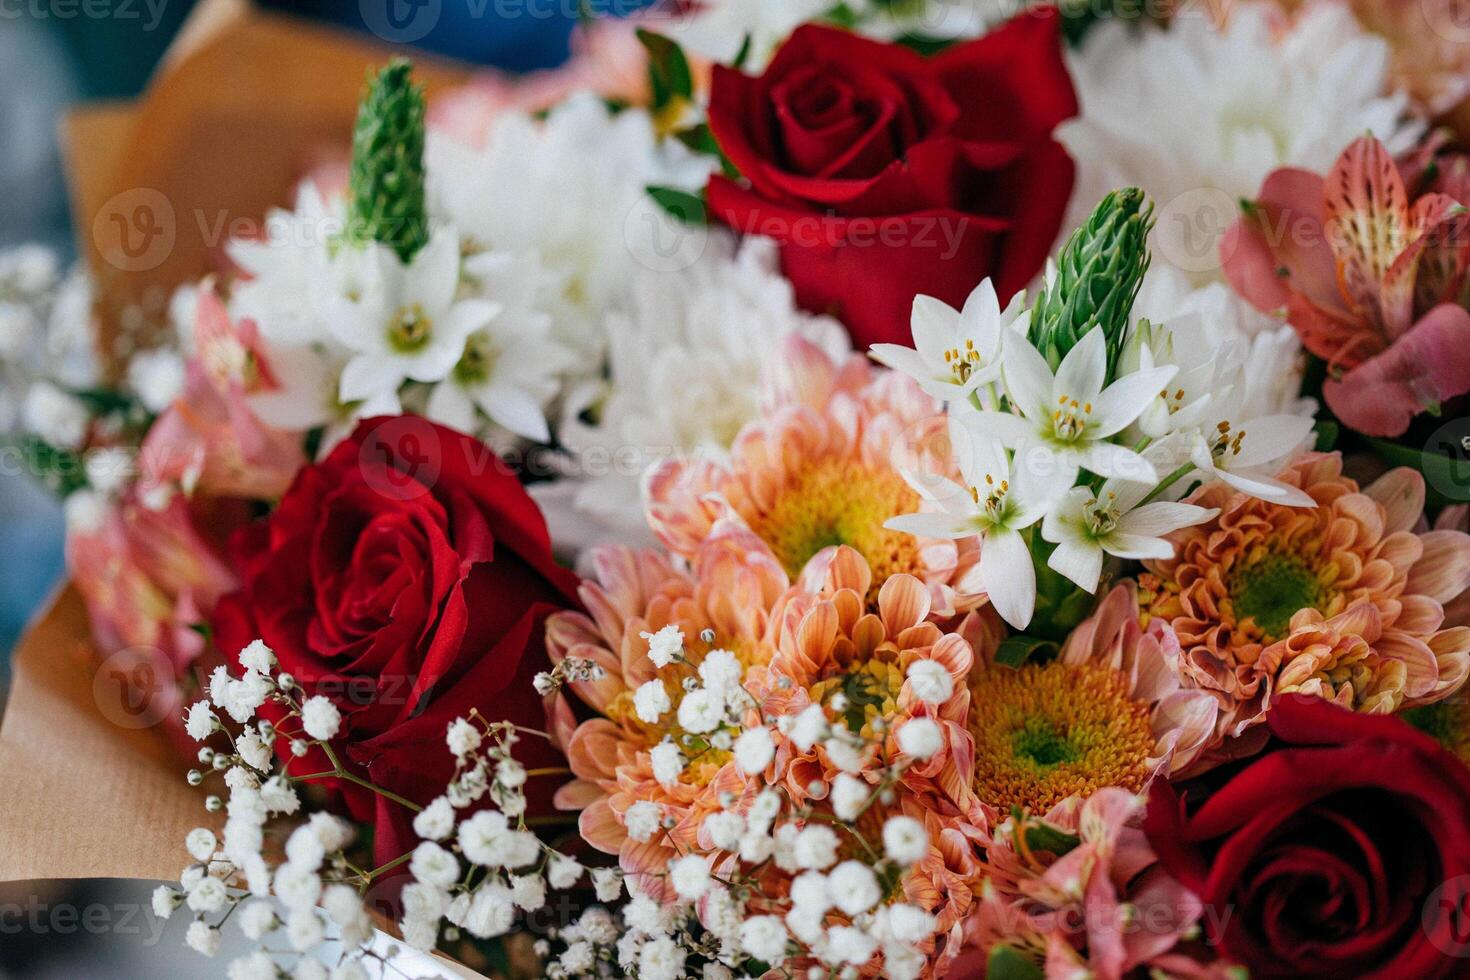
xmin=944 ymin=341 xmax=983 ymax=385
xmin=1227 ymin=547 xmax=1336 ymax=644
xmin=1051 ymin=393 xmax=1093 ymax=442
xmin=970 ymin=663 xmax=1154 ymax=814
xmin=749 ymin=460 xmax=923 ymax=592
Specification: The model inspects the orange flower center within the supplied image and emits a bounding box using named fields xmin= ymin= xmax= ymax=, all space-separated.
xmin=747 ymin=459 xmax=922 ymax=591
xmin=969 ymin=663 xmax=1154 ymax=814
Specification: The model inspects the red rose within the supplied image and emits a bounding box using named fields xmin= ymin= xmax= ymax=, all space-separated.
xmin=705 ymin=11 xmax=1077 ymax=349
xmin=1145 ymin=695 xmax=1470 ymax=978
xmin=212 ymin=417 xmax=581 ymax=865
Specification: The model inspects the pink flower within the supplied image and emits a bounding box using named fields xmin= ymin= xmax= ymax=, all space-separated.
xmin=644 ymin=334 xmax=983 ymax=618
xmin=1223 ymin=135 xmax=1470 ymax=437
xmin=68 ymin=489 xmax=238 ymax=676
xmin=139 ymin=289 xmax=305 ymax=500
xmin=962 ymin=788 xmax=1234 ymax=979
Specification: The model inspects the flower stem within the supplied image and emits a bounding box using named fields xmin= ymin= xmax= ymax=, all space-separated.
xmin=1138 ymin=463 xmax=1195 ymax=507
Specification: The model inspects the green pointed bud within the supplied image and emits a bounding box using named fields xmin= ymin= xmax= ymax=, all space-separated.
xmin=1028 ymin=187 xmax=1154 ymax=378
xmin=347 ymin=58 xmax=429 ymax=263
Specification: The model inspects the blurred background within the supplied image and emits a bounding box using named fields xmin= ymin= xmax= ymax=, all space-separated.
xmin=0 ymin=2 xmax=620 ymax=974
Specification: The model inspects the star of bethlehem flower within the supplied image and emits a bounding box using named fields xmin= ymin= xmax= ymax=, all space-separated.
xmin=970 ymin=327 xmax=1177 ymax=495
xmin=885 ymin=418 xmax=1053 ymax=629
xmin=869 ymin=278 xmax=1021 ymax=403
xmin=328 ymin=229 xmax=500 ymax=406
xmin=1041 ymin=473 xmax=1218 ymax=593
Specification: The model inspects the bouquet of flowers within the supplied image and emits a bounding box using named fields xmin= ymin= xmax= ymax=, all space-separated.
xmin=7 ymin=1 xmax=1470 ymax=978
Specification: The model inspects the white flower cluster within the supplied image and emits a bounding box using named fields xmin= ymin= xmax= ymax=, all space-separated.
xmin=233 ymin=94 xmax=711 ymax=456
xmin=566 ymin=628 xmax=947 ymax=979
xmin=158 ymin=641 xmax=420 ymax=980
xmin=878 ymin=273 xmax=1318 ymax=629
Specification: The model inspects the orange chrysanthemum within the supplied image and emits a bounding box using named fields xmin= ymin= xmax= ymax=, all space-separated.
xmin=545 ymin=527 xmax=787 ymax=879
xmin=644 ymin=334 xmax=981 ymax=616
xmin=755 ymin=546 xmax=981 ymax=815
xmin=1142 ymin=453 xmax=1470 ymax=752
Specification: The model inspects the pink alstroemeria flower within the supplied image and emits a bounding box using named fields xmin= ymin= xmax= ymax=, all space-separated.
xmin=139 ymin=288 xmax=305 ymax=501
xmin=1223 ymin=134 xmax=1470 ymax=437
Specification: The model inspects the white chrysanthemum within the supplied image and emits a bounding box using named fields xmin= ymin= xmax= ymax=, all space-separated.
xmin=427 ymin=94 xmax=713 ymax=369
xmin=544 ymin=236 xmax=849 ymax=546
xmin=1058 ymin=3 xmax=1421 ymax=284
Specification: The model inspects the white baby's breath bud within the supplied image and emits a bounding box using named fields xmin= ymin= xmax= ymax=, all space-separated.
xmin=185 ymin=701 xmax=217 ymax=742
xmin=739 ymin=915 xmax=789 ymax=963
xmin=676 ymin=688 xmax=724 ymax=734
xmin=792 ymin=825 xmax=839 ymax=870
xmin=896 ymin=717 xmax=943 ymax=760
xmin=186 ymin=876 xmax=228 ymax=914
xmin=532 ymin=671 xmax=556 ymax=696
xmin=150 ymin=886 xmax=179 ymax=919
xmin=547 ymin=853 xmax=582 ymax=890
xmin=237 ymin=899 xmax=278 ymax=941
xmin=831 ymin=773 xmax=869 ymax=821
xmin=186 ymin=770 xmax=203 ymax=787
xmin=236 ymin=730 xmax=272 ymax=771
xmin=734 ymin=726 xmax=775 ymax=775
xmin=413 ymin=796 xmax=456 ymax=842
xmin=287 ymin=909 xmax=326 ymax=952
xmin=260 ymin=775 xmax=300 ymax=815
xmin=308 ymin=812 xmax=353 ymax=852
xmin=185 ymin=828 xmax=217 ymax=862
xmin=633 ymin=679 xmax=671 ymax=723
xmin=624 ymin=801 xmax=662 ymax=842
xmin=591 ymin=866 xmax=623 ymax=902
xmin=446 ymin=718 xmax=482 ymax=759
xmin=650 ymin=740 xmax=684 ymax=787
xmin=290 ymin=739 xmax=309 ymax=757
xmin=204 ymin=795 xmax=223 ymax=812
xmin=906 ymin=660 xmax=954 ymax=704
xmin=185 ymin=921 xmax=221 ymax=957
xmin=883 ymin=816 xmax=929 ymax=866
xmin=640 ymin=625 xmax=684 ymax=668
xmin=703 ymin=810 xmax=745 ymax=851
xmin=829 ymin=861 xmax=881 ymax=916
xmin=276 ymin=672 xmax=295 ymax=690
xmin=300 ymin=696 xmax=341 ymax=741
xmin=669 ymin=854 xmax=711 ymax=900
xmin=411 ymin=841 xmax=461 ymax=890
xmin=823 ymin=736 xmax=866 ymax=774
xmin=238 ymin=640 xmax=275 ymax=675
xmin=789 ymin=704 xmax=829 ymax=751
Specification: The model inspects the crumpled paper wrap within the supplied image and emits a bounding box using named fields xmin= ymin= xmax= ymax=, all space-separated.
xmin=1 ymin=4 xmax=493 ymax=976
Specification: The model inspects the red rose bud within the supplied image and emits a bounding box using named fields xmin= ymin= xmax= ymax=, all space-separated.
xmin=705 ymin=10 xmax=1078 ymax=349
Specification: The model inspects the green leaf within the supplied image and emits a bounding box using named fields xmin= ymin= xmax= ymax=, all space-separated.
xmin=1022 ymin=823 xmax=1081 ymax=856
xmin=674 ymin=124 xmax=740 ymax=179
xmin=988 ymin=945 xmax=1045 ymax=980
xmin=636 ymin=29 xmax=693 ymax=110
xmin=646 ymin=186 xmax=707 ymax=226
xmin=732 ymin=33 xmax=753 ymax=71
xmin=12 ymin=436 xmax=88 ymax=497
xmin=994 ymin=636 xmax=1057 ymax=669
xmin=1313 ymin=420 xmax=1339 ymax=452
